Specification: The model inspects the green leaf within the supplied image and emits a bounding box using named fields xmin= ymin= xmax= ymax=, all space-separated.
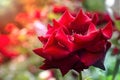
xmin=115 ymin=20 xmax=120 ymax=31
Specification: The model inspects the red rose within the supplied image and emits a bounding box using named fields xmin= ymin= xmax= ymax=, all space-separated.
xmin=33 ymin=9 xmax=113 ymax=75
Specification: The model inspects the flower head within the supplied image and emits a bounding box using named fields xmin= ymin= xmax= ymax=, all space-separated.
xmin=33 ymin=9 xmax=113 ymax=75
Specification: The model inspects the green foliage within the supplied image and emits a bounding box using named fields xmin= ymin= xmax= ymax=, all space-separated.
xmin=115 ymin=20 xmax=120 ymax=31
xmin=13 ymin=71 xmax=35 ymax=80
xmin=115 ymin=74 xmax=120 ymax=80
xmin=82 ymin=0 xmax=105 ymax=12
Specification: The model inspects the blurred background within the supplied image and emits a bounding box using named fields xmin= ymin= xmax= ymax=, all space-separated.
xmin=0 ymin=0 xmax=120 ymax=80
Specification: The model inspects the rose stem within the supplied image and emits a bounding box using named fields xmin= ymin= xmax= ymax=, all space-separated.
xmin=78 ymin=72 xmax=82 ymax=80
xmin=112 ymin=56 xmax=120 ymax=80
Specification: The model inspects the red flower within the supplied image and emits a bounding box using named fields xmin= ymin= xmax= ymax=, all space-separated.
xmin=53 ymin=5 xmax=68 ymax=14
xmin=15 ymin=12 xmax=30 ymax=24
xmin=33 ymin=9 xmax=41 ymax=19
xmin=95 ymin=12 xmax=112 ymax=25
xmin=4 ymin=23 xmax=18 ymax=33
xmin=112 ymin=47 xmax=119 ymax=55
xmin=0 ymin=35 xmax=19 ymax=59
xmin=0 ymin=35 xmax=9 ymax=48
xmin=85 ymin=12 xmax=113 ymax=26
xmin=33 ymin=9 xmax=113 ymax=75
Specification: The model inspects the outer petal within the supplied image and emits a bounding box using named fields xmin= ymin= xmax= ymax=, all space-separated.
xmin=53 ymin=19 xmax=61 ymax=28
xmin=46 ymin=20 xmax=63 ymax=36
xmin=93 ymin=42 xmax=111 ymax=70
xmin=43 ymin=31 xmax=70 ymax=59
xmin=47 ymin=24 xmax=53 ymax=30
xmin=55 ymin=28 xmax=74 ymax=51
xmin=106 ymin=41 xmax=111 ymax=51
xmin=33 ymin=45 xmax=70 ymax=60
xmin=43 ymin=45 xmax=70 ymax=59
xmin=40 ymin=55 xmax=79 ymax=76
xmin=93 ymin=60 xmax=105 ymax=70
xmin=69 ymin=9 xmax=91 ymax=34
xmin=92 ymin=13 xmax=98 ymax=25
xmin=79 ymin=51 xmax=104 ymax=66
xmin=102 ymin=22 xmax=113 ymax=39
xmin=73 ymin=61 xmax=88 ymax=73
xmin=70 ymin=9 xmax=91 ymax=26
xmin=33 ymin=48 xmax=51 ymax=60
xmin=53 ymin=20 xmax=70 ymax=33
xmin=87 ymin=23 xmax=97 ymax=33
xmin=44 ymin=32 xmax=56 ymax=49
xmin=59 ymin=10 xmax=74 ymax=26
xmin=38 ymin=36 xmax=48 ymax=44
xmin=86 ymin=40 xmax=106 ymax=52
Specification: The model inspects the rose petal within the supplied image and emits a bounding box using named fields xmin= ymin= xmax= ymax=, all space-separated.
xmin=46 ymin=20 xmax=63 ymax=35
xmin=59 ymin=10 xmax=74 ymax=26
xmin=47 ymin=24 xmax=53 ymax=30
xmin=69 ymin=9 xmax=91 ymax=34
xmin=74 ymin=31 xmax=98 ymax=45
xmin=40 ymin=55 xmax=79 ymax=76
xmin=38 ymin=36 xmax=48 ymax=44
xmin=33 ymin=48 xmax=51 ymax=60
xmin=87 ymin=23 xmax=97 ymax=33
xmin=44 ymin=32 xmax=56 ymax=49
xmin=102 ymin=21 xmax=113 ymax=39
xmin=93 ymin=60 xmax=105 ymax=70
xmin=53 ymin=19 xmax=61 ymax=28
xmin=44 ymin=45 xmax=70 ymax=59
xmin=71 ymin=9 xmax=91 ymax=26
xmin=73 ymin=61 xmax=88 ymax=73
xmin=86 ymin=40 xmax=106 ymax=52
xmin=80 ymin=51 xmax=104 ymax=66
xmin=92 ymin=13 xmax=98 ymax=25
xmin=55 ymin=28 xmax=74 ymax=51
xmin=106 ymin=42 xmax=111 ymax=51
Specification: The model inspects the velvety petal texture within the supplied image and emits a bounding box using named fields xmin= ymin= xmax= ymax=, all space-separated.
xmin=33 ymin=9 xmax=113 ymax=75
